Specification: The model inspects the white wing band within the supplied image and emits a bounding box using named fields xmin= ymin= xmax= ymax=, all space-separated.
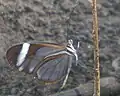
xmin=16 ymin=43 xmax=30 ymax=67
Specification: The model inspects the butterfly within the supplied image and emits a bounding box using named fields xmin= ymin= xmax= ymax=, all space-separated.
xmin=6 ymin=39 xmax=79 ymax=88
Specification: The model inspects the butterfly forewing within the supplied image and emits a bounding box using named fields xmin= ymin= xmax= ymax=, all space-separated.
xmin=6 ymin=43 xmax=64 ymax=67
xmin=21 ymin=46 xmax=65 ymax=73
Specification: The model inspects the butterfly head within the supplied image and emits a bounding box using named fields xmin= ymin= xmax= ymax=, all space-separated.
xmin=67 ymin=39 xmax=79 ymax=66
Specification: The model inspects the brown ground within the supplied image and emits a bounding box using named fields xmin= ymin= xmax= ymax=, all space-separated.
xmin=0 ymin=0 xmax=120 ymax=96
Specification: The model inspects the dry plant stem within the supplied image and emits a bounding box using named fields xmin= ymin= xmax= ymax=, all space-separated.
xmin=90 ymin=0 xmax=100 ymax=96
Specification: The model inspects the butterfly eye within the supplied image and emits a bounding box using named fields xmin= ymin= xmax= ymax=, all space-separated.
xmin=68 ymin=39 xmax=73 ymax=45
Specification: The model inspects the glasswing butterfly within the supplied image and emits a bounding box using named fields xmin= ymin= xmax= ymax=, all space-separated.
xmin=6 ymin=39 xmax=79 ymax=88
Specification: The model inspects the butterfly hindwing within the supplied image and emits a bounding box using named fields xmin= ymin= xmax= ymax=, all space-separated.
xmin=36 ymin=54 xmax=72 ymax=82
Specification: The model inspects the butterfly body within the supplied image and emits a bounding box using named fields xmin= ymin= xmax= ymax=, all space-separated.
xmin=6 ymin=40 xmax=79 ymax=88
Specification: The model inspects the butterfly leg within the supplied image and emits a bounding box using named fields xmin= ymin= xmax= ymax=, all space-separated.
xmin=61 ymin=63 xmax=72 ymax=89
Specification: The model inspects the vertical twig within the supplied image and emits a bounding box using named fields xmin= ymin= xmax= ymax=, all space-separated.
xmin=89 ymin=0 xmax=100 ymax=96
